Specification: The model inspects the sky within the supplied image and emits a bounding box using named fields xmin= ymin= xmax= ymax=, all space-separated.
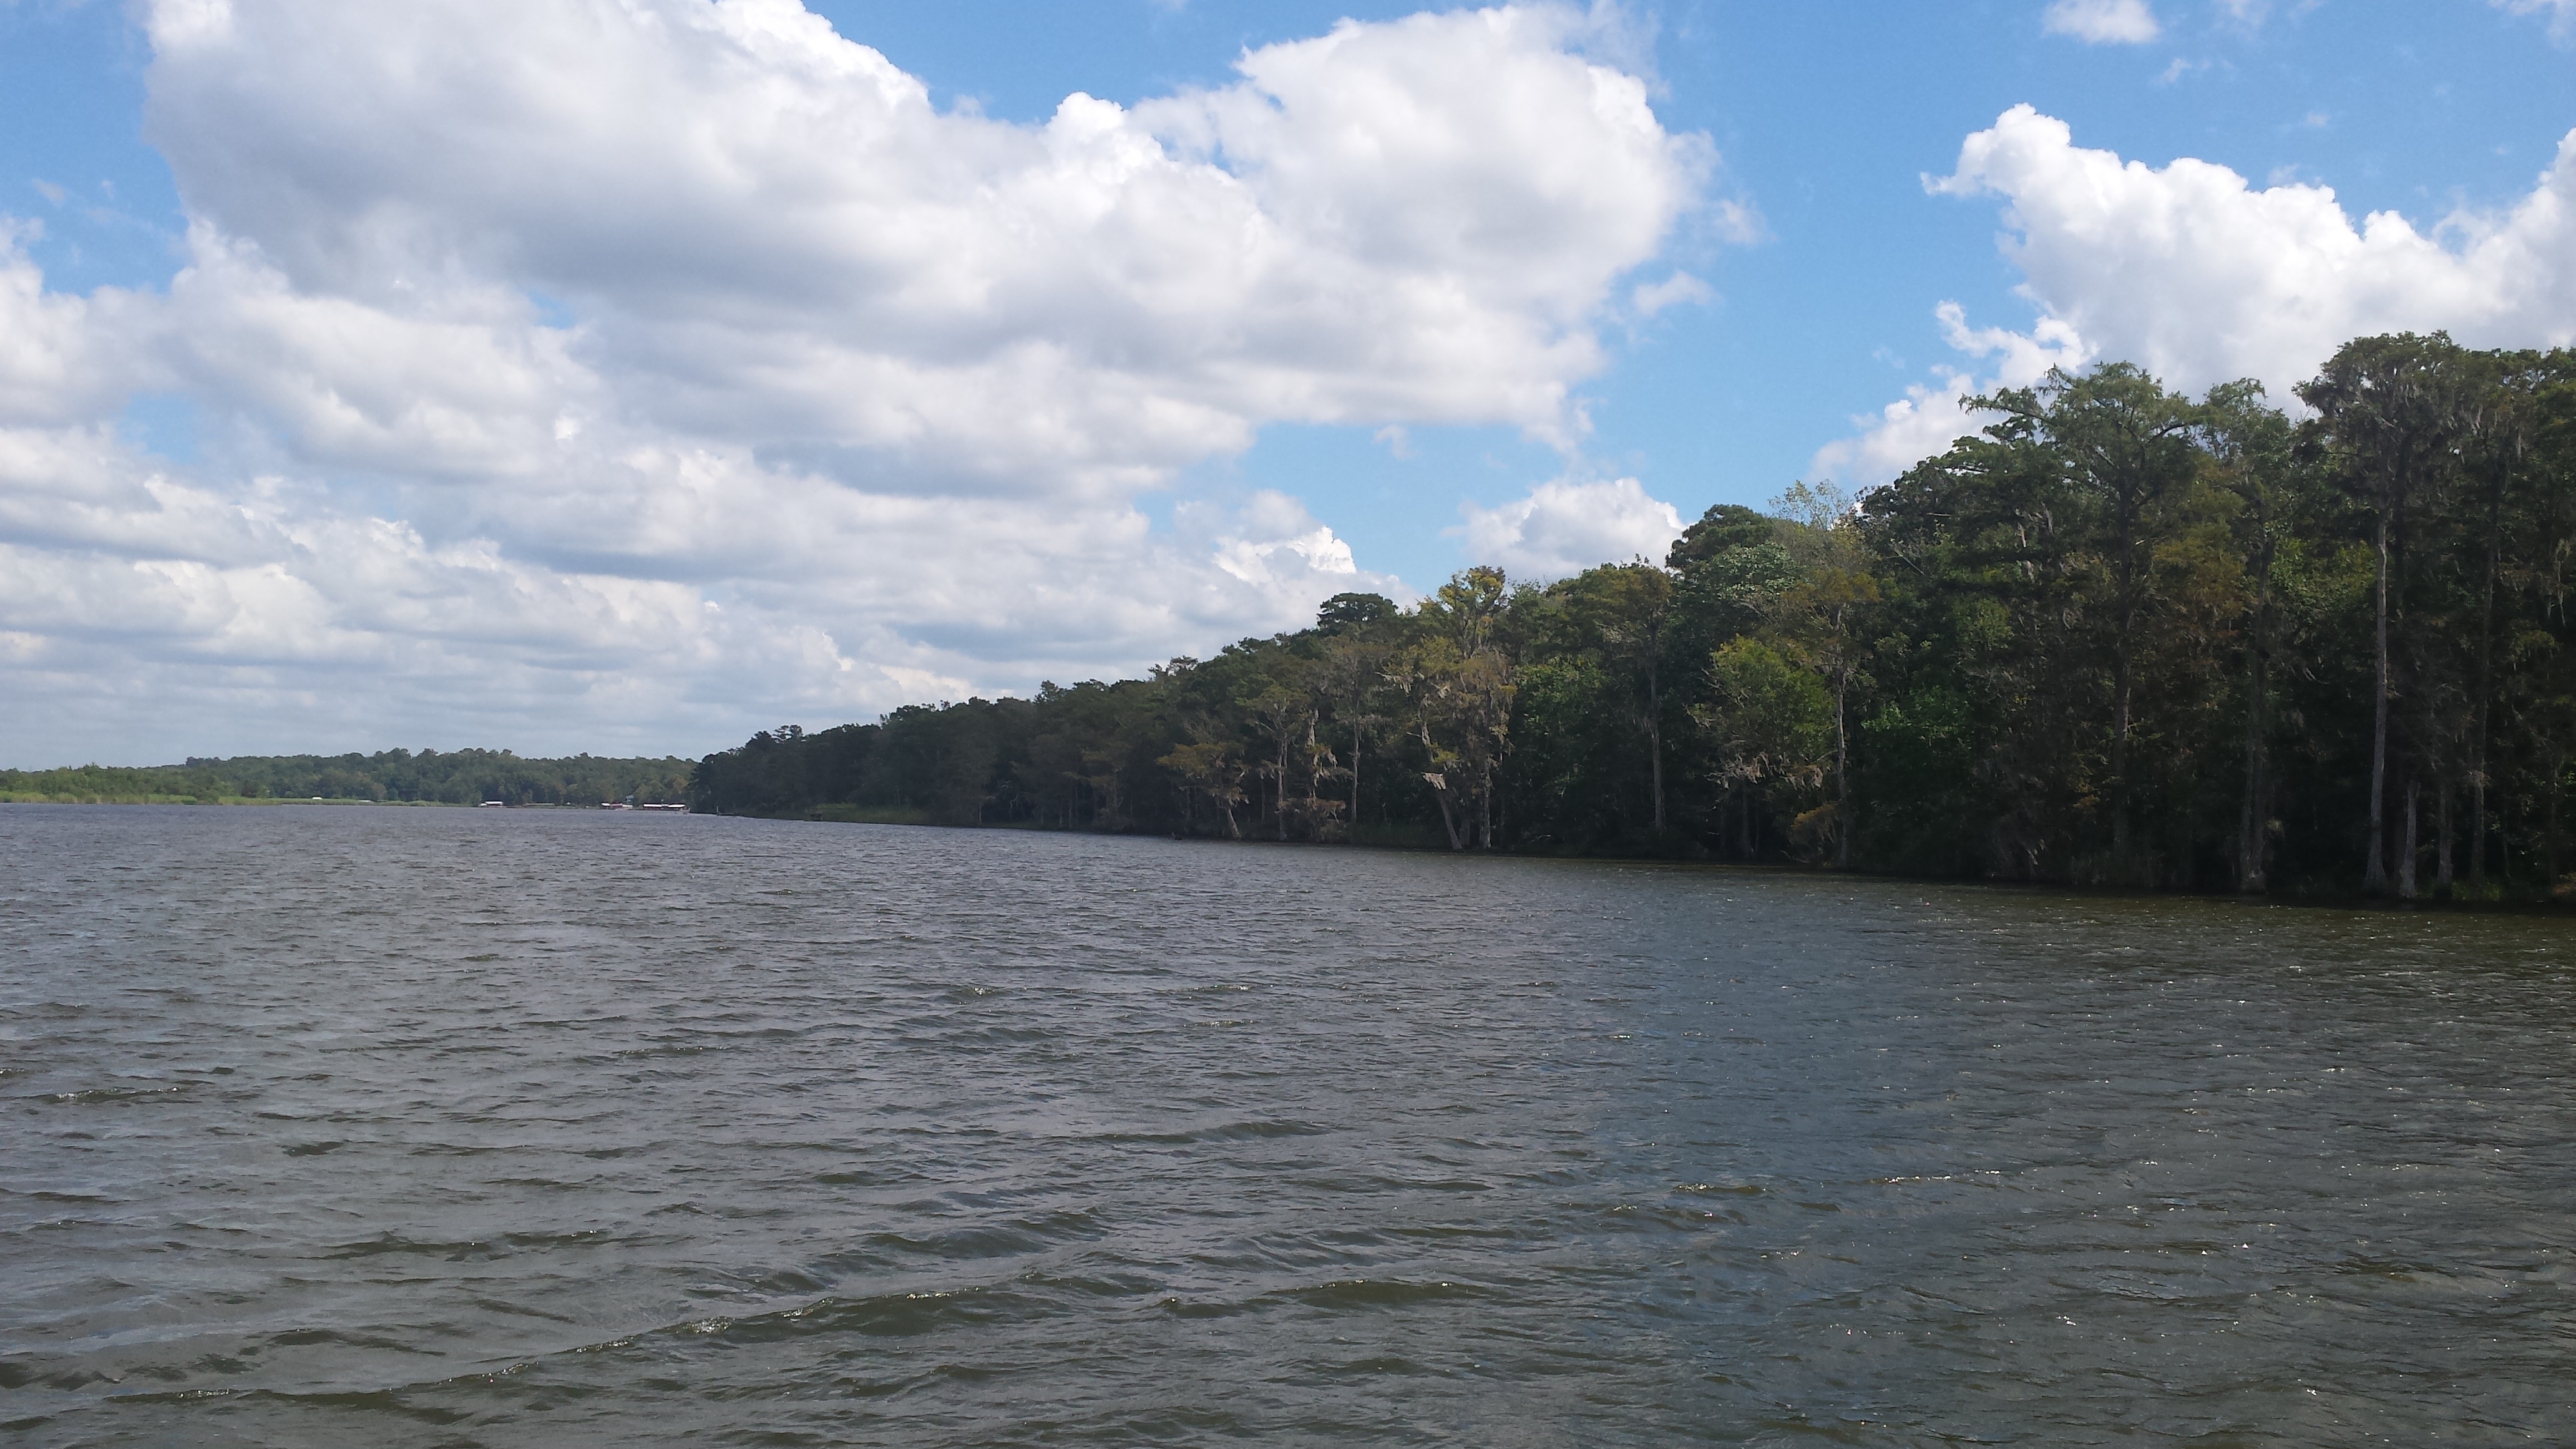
xmin=1 ymin=0 xmax=2572 ymax=766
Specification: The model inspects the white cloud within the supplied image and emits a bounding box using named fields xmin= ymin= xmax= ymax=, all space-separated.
xmin=2212 ymin=0 xmax=2300 ymax=27
xmin=144 ymin=0 xmax=235 ymax=49
xmin=1704 ymin=197 xmax=1767 ymax=246
xmin=1813 ymin=105 xmax=2576 ymax=485
xmin=0 ymin=0 xmax=1714 ymax=763
xmin=0 ymin=231 xmax=160 ymax=426
xmin=143 ymin=0 xmax=1704 ymax=469
xmin=2042 ymin=0 xmax=2162 ymax=45
xmin=1936 ymin=105 xmax=2576 ymax=392
xmin=1810 ymin=303 xmax=2091 ymax=487
xmin=1631 ymin=270 xmax=1715 ymax=318
xmin=1201 ymin=490 xmax=1408 ymax=608
xmin=2496 ymin=0 xmax=2576 ymax=42
xmin=1453 ymin=475 xmax=1684 ymax=581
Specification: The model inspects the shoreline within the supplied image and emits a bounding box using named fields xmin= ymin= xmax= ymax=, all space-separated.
xmin=12 ymin=796 xmax=2564 ymax=910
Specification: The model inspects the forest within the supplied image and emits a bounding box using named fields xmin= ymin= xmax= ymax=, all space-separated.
xmin=0 ymin=749 xmax=694 ymax=806
xmin=692 ymin=333 xmax=2576 ymax=901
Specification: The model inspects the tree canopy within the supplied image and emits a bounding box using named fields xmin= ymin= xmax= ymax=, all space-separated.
xmin=1 ymin=749 xmax=693 ymax=806
xmin=690 ymin=334 xmax=2575 ymax=902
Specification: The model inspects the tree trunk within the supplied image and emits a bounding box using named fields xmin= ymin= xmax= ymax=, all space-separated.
xmin=1648 ymin=716 xmax=1664 ymax=836
xmin=1647 ymin=656 xmax=1664 ymax=835
xmin=2470 ymin=467 xmax=2504 ymax=890
xmin=2110 ymin=471 xmax=2142 ymax=877
xmin=1420 ymin=718 xmax=1466 ymax=851
xmin=2399 ymin=777 xmax=2419 ymax=900
xmin=2437 ymin=779 xmax=2455 ymax=893
xmin=1427 ymin=779 xmax=1465 ymax=851
xmin=2238 ymin=537 xmax=2272 ymax=893
xmin=1833 ymin=666 xmax=1853 ymax=870
xmin=1350 ymin=724 xmax=1363 ymax=838
xmin=2365 ymin=510 xmax=2393 ymax=892
xmin=1303 ymin=715 xmax=1315 ymax=814
xmin=2111 ymin=637 xmax=2134 ymax=869
xmin=2470 ymin=745 xmax=2491 ymax=890
xmin=2549 ymin=756 xmax=2565 ymax=887
xmin=1303 ymin=713 xmax=1321 ymax=838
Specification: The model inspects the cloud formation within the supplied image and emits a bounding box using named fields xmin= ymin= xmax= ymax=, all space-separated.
xmin=2042 ymin=0 xmax=2162 ymax=45
xmin=2496 ymin=0 xmax=2576 ymax=42
xmin=1815 ymin=105 xmax=2576 ymax=484
xmin=1809 ymin=302 xmax=2091 ymax=489
xmin=0 ymin=0 xmax=1710 ymax=763
xmin=1454 ymin=476 xmax=1684 ymax=581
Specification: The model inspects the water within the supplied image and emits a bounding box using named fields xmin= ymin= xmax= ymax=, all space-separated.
xmin=4 ymin=804 xmax=2572 ymax=1447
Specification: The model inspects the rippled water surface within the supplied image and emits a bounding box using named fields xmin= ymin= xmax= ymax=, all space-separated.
xmin=5 ymin=804 xmax=2574 ymax=1446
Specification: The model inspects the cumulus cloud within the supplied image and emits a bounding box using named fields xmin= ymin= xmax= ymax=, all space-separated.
xmin=1810 ymin=303 xmax=2091 ymax=487
xmin=143 ymin=0 xmax=1704 ymax=473
xmin=1453 ymin=475 xmax=1683 ymax=582
xmin=0 ymin=232 xmax=160 ymax=425
xmin=0 ymin=0 xmax=1711 ymax=763
xmin=1813 ymin=104 xmax=2576 ymax=485
xmin=2042 ymin=0 xmax=2161 ymax=44
xmin=1935 ymin=105 xmax=2576 ymax=389
xmin=1199 ymin=490 xmax=1409 ymax=607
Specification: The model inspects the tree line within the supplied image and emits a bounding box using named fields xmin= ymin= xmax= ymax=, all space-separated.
xmin=693 ymin=333 xmax=2576 ymax=901
xmin=2 ymin=749 xmax=694 ymax=806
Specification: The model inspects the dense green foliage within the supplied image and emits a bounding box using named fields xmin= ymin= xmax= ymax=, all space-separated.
xmin=690 ymin=333 xmax=2568 ymax=900
xmin=1 ymin=749 xmax=692 ymax=806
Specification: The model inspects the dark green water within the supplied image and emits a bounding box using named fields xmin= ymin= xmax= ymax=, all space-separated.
xmin=4 ymin=804 xmax=2572 ymax=1446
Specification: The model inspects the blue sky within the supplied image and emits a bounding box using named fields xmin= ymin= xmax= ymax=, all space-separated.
xmin=1 ymin=0 xmax=2571 ymax=761
xmin=781 ymin=0 xmax=2576 ymax=568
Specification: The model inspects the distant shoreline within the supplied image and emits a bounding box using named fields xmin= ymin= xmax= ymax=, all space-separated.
xmin=0 ymin=796 xmax=655 ymax=808
xmin=0 ymin=749 xmax=693 ymax=810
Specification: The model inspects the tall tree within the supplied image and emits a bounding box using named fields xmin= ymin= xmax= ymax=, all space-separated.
xmin=1561 ymin=562 xmax=1678 ymax=834
xmin=1316 ymin=630 xmax=1393 ymax=834
xmin=1764 ymin=482 xmax=1878 ymax=868
xmin=1395 ymin=568 xmax=1516 ymax=850
xmin=2300 ymin=333 xmax=2469 ymax=894
xmin=2197 ymin=379 xmax=2296 ymax=891
xmin=1694 ymin=638 xmax=1834 ymax=859
xmin=1975 ymin=364 xmax=2199 ymax=876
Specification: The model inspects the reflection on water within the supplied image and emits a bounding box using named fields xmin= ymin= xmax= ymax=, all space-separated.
xmin=3 ymin=804 xmax=2572 ymax=1446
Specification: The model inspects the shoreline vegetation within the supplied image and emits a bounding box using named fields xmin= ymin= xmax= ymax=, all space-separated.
xmin=690 ymin=335 xmax=2575 ymax=905
xmin=14 ymin=338 xmax=2570 ymax=905
xmin=0 ymin=750 xmax=692 ymax=808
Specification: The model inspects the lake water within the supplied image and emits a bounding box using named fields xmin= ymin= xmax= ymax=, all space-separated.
xmin=4 ymin=804 xmax=2573 ymax=1447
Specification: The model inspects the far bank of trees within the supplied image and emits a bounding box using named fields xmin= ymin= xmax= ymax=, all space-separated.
xmin=694 ymin=333 xmax=2576 ymax=902
xmin=2 ymin=749 xmax=693 ymax=806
